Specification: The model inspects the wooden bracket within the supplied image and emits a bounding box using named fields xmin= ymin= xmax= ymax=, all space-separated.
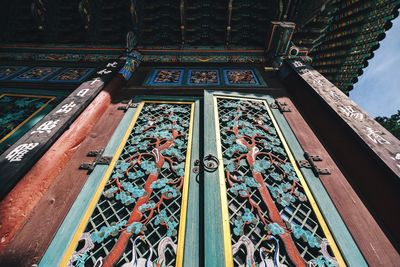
xmin=79 ymin=149 xmax=112 ymax=174
xmin=298 ymin=152 xmax=330 ymax=177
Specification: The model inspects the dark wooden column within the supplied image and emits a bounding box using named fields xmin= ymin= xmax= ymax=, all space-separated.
xmin=279 ymin=59 xmax=400 ymax=251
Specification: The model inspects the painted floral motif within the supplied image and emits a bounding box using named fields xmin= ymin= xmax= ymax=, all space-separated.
xmin=13 ymin=67 xmax=60 ymax=81
xmin=224 ymin=69 xmax=259 ymax=85
xmin=0 ymin=66 xmax=26 ymax=80
xmin=151 ymin=69 xmax=184 ymax=84
xmin=145 ymin=68 xmax=265 ymax=87
xmin=0 ymin=94 xmax=52 ymax=148
xmin=217 ymin=98 xmax=338 ymax=266
xmin=50 ymin=68 xmax=93 ymax=83
xmin=69 ymin=102 xmax=192 ymax=267
xmin=188 ymin=70 xmax=219 ymax=85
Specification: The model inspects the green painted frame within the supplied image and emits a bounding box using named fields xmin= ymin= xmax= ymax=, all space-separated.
xmin=40 ymin=95 xmax=200 ymax=267
xmin=203 ymin=90 xmax=367 ymax=267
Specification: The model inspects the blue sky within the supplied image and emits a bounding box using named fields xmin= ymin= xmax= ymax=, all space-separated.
xmin=349 ymin=16 xmax=400 ymax=118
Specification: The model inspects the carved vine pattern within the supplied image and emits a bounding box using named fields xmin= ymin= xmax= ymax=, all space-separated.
xmin=69 ymin=102 xmax=191 ymax=267
xmin=217 ymin=98 xmax=338 ymax=267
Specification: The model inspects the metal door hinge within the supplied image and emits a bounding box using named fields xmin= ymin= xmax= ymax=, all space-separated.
xmin=297 ymin=152 xmax=330 ymax=177
xmin=79 ymin=149 xmax=112 ymax=174
xmin=270 ymin=100 xmax=291 ymax=113
xmin=118 ymin=99 xmax=139 ymax=111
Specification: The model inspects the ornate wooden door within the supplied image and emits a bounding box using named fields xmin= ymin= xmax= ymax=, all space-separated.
xmin=41 ymin=92 xmax=366 ymax=267
xmin=203 ymin=91 xmax=366 ymax=267
xmin=40 ymin=97 xmax=200 ymax=267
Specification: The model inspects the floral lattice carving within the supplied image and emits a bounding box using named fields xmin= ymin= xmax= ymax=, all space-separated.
xmin=216 ymin=97 xmax=338 ymax=267
xmin=69 ymin=102 xmax=192 ymax=267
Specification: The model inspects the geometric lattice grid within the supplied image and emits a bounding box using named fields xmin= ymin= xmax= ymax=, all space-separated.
xmin=216 ymin=97 xmax=340 ymax=267
xmin=68 ymin=102 xmax=193 ymax=267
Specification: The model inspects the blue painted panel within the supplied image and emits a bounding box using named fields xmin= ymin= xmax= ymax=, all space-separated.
xmin=0 ymin=66 xmax=29 ymax=80
xmin=187 ymin=69 xmax=221 ymax=86
xmin=146 ymin=68 xmax=185 ymax=86
xmin=12 ymin=67 xmax=62 ymax=82
xmin=48 ymin=68 xmax=94 ymax=84
xmin=222 ymin=68 xmax=261 ymax=86
xmin=144 ymin=68 xmax=267 ymax=87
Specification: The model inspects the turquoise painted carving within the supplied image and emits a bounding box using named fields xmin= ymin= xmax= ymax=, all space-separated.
xmin=68 ymin=103 xmax=191 ymax=267
xmin=217 ymin=98 xmax=339 ymax=266
xmin=0 ymin=94 xmax=53 ymax=153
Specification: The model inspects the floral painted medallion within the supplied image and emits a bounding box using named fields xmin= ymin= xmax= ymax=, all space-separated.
xmin=223 ymin=69 xmax=260 ymax=85
xmin=188 ymin=70 xmax=220 ymax=85
xmin=148 ymin=69 xmax=184 ymax=85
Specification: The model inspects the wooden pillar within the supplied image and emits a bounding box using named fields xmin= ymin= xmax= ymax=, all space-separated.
xmin=279 ymin=59 xmax=400 ymax=250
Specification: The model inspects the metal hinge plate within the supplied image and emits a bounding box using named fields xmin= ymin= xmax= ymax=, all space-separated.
xmin=270 ymin=100 xmax=291 ymax=113
xmin=79 ymin=149 xmax=112 ymax=174
xmin=297 ymin=152 xmax=330 ymax=177
xmin=118 ymin=99 xmax=139 ymax=111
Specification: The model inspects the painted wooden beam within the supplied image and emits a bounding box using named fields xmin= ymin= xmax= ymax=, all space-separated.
xmin=277 ymin=96 xmax=400 ymax=266
xmin=0 ymin=60 xmax=124 ymax=198
xmin=280 ymin=58 xmax=400 ymax=249
xmin=286 ymin=59 xmax=400 ymax=176
xmin=0 ymin=75 xmax=126 ymax=261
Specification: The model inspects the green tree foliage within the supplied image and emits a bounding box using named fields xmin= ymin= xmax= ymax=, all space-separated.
xmin=375 ymin=110 xmax=400 ymax=140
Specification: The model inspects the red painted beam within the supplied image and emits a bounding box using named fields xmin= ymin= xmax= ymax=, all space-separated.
xmin=0 ymin=75 xmax=126 ymax=251
xmin=278 ymin=96 xmax=400 ymax=266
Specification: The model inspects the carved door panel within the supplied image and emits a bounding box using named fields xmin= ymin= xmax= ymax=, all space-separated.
xmin=41 ymin=92 xmax=366 ymax=267
xmin=203 ymin=91 xmax=366 ymax=267
xmin=40 ymin=98 xmax=200 ymax=267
